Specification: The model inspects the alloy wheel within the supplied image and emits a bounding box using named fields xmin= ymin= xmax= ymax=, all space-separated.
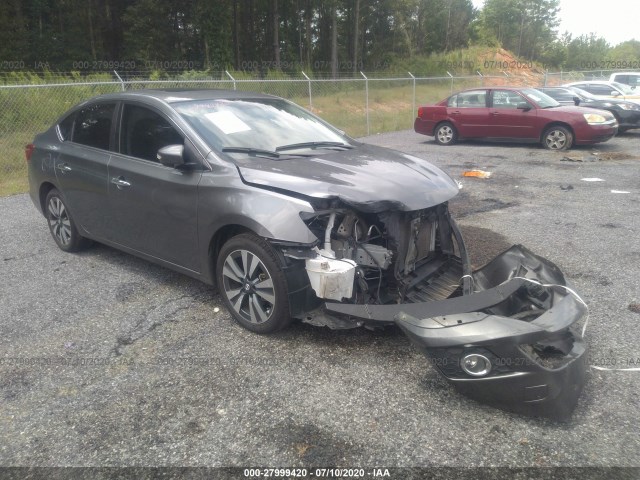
xmin=437 ymin=125 xmax=454 ymax=144
xmin=48 ymin=196 xmax=72 ymax=246
xmin=545 ymin=129 xmax=567 ymax=150
xmin=221 ymin=249 xmax=276 ymax=324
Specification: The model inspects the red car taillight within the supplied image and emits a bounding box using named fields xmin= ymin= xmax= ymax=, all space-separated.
xmin=417 ymin=106 xmax=424 ymax=118
xmin=25 ymin=143 xmax=35 ymax=162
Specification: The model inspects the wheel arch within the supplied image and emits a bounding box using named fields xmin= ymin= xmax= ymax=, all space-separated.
xmin=38 ymin=181 xmax=57 ymax=215
xmin=540 ymin=122 xmax=574 ymax=143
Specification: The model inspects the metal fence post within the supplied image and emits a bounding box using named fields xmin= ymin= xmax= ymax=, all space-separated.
xmin=225 ymin=71 xmax=237 ymax=90
xmin=113 ymin=70 xmax=125 ymax=91
xmin=446 ymin=71 xmax=453 ymax=94
xmin=408 ymin=72 xmax=416 ymax=119
xmin=360 ymin=71 xmax=370 ymax=136
xmin=301 ymin=71 xmax=312 ymax=110
xmin=476 ymin=70 xmax=484 ymax=87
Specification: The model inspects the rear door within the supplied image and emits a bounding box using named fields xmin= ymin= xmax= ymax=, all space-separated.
xmin=446 ymin=90 xmax=489 ymax=137
xmin=486 ymin=90 xmax=538 ymax=139
xmin=54 ymin=102 xmax=116 ymax=238
xmin=107 ymin=102 xmax=203 ymax=271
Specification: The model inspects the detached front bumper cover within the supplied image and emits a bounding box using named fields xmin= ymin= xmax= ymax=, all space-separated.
xmin=327 ymin=245 xmax=588 ymax=420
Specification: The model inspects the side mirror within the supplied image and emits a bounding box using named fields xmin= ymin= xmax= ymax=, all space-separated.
xmin=611 ymin=91 xmax=620 ymax=96
xmin=573 ymin=96 xmax=581 ymax=106
xmin=517 ymin=102 xmax=531 ymax=111
xmin=157 ymin=144 xmax=185 ymax=168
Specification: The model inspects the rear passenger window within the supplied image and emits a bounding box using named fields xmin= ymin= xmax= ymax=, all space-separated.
xmin=454 ymin=90 xmax=486 ymax=108
xmin=120 ymin=104 xmax=183 ymax=162
xmin=73 ymin=103 xmax=116 ymax=150
xmin=58 ymin=113 xmax=75 ymax=141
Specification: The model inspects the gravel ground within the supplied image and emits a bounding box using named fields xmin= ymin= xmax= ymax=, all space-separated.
xmin=1 ymin=130 xmax=639 ymax=471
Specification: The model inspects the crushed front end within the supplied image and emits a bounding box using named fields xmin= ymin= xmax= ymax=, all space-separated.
xmin=277 ymin=200 xmax=587 ymax=420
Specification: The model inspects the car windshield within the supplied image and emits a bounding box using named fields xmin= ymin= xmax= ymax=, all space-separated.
xmin=521 ymin=88 xmax=560 ymax=108
xmin=174 ymin=98 xmax=352 ymax=157
xmin=567 ymin=87 xmax=597 ymax=101
xmin=612 ymin=82 xmax=636 ymax=94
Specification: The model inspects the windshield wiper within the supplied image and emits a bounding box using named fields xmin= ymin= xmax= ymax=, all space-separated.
xmin=221 ymin=147 xmax=280 ymax=158
xmin=275 ymin=141 xmax=354 ymax=152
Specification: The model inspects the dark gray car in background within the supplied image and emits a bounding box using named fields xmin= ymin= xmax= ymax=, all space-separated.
xmin=539 ymin=86 xmax=640 ymax=132
xmin=27 ymin=89 xmax=587 ymax=419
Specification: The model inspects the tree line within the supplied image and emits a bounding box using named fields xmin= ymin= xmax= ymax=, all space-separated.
xmin=0 ymin=0 xmax=637 ymax=75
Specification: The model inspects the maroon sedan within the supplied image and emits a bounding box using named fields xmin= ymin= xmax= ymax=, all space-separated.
xmin=414 ymin=87 xmax=618 ymax=150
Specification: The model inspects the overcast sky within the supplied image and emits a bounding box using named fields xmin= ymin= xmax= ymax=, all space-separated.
xmin=470 ymin=0 xmax=638 ymax=46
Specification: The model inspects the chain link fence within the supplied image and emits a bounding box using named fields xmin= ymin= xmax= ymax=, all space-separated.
xmin=0 ymin=69 xmax=591 ymax=196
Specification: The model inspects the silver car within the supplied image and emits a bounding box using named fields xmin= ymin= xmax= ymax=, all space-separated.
xmin=27 ymin=89 xmax=587 ymax=419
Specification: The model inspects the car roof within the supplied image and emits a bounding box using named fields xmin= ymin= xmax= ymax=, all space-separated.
xmin=89 ymin=89 xmax=278 ymax=104
xmin=565 ymin=80 xmax=616 ymax=85
xmin=610 ymin=72 xmax=640 ymax=76
xmin=453 ymin=86 xmax=531 ymax=94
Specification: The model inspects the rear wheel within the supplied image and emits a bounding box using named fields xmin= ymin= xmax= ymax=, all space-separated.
xmin=434 ymin=122 xmax=457 ymax=146
xmin=542 ymin=126 xmax=573 ymax=150
xmin=216 ymin=233 xmax=292 ymax=333
xmin=45 ymin=189 xmax=91 ymax=252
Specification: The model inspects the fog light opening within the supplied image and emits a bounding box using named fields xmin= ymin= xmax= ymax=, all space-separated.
xmin=461 ymin=353 xmax=492 ymax=377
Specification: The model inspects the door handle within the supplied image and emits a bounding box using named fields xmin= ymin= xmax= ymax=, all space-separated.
xmin=56 ymin=163 xmax=72 ymax=172
xmin=451 ymin=110 xmax=461 ymax=115
xmin=491 ymin=111 xmax=500 ymax=116
xmin=111 ymin=177 xmax=131 ymax=189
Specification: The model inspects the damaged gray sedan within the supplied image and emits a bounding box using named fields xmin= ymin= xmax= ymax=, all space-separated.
xmin=27 ymin=90 xmax=587 ymax=420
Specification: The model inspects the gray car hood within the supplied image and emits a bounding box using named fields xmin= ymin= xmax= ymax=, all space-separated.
xmin=235 ymin=144 xmax=460 ymax=212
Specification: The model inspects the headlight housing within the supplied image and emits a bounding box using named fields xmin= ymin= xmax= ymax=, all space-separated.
xmin=583 ymin=113 xmax=611 ymax=124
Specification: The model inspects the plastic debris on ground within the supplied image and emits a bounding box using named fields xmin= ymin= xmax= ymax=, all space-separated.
xmin=611 ymin=190 xmax=631 ymax=194
xmin=462 ymin=170 xmax=492 ymax=179
xmin=581 ymin=178 xmax=605 ymax=182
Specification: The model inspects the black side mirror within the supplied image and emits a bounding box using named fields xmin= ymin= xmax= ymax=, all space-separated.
xmin=517 ymin=102 xmax=531 ymax=111
xmin=573 ymin=96 xmax=581 ymax=106
xmin=157 ymin=144 xmax=185 ymax=168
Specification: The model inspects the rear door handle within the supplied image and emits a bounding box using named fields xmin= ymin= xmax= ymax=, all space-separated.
xmin=56 ymin=163 xmax=72 ymax=172
xmin=491 ymin=111 xmax=500 ymax=116
xmin=451 ymin=110 xmax=461 ymax=115
xmin=111 ymin=177 xmax=131 ymax=189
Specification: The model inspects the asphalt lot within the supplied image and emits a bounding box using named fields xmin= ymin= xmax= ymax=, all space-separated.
xmin=1 ymin=130 xmax=639 ymax=470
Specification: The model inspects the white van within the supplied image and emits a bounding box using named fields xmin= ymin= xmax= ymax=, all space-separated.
xmin=609 ymin=72 xmax=640 ymax=88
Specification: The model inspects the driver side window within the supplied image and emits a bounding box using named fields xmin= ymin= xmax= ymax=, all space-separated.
xmin=492 ymin=90 xmax=526 ymax=109
xmin=120 ymin=104 xmax=183 ymax=162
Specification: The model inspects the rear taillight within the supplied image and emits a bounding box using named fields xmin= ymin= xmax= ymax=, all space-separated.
xmin=417 ymin=107 xmax=424 ymax=118
xmin=25 ymin=143 xmax=35 ymax=162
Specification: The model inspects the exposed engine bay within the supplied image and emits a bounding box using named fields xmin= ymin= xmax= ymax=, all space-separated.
xmin=289 ymin=202 xmax=465 ymax=309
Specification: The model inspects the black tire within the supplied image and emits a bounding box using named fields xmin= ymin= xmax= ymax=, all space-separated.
xmin=434 ymin=122 xmax=457 ymax=146
xmin=216 ymin=233 xmax=292 ymax=333
xmin=44 ymin=188 xmax=91 ymax=252
xmin=542 ymin=125 xmax=573 ymax=150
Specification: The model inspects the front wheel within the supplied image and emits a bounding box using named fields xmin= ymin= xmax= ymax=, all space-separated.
xmin=45 ymin=189 xmax=91 ymax=252
xmin=434 ymin=122 xmax=458 ymax=146
xmin=216 ymin=233 xmax=292 ymax=333
xmin=542 ymin=126 xmax=573 ymax=150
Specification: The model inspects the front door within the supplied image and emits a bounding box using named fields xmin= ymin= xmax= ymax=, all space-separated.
xmin=487 ymin=90 xmax=538 ymax=139
xmin=107 ymin=103 xmax=202 ymax=272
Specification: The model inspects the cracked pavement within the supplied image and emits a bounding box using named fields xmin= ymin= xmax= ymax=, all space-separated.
xmin=1 ymin=131 xmax=639 ymax=468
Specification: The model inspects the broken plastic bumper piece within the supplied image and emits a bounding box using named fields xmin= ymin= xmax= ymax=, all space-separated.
xmin=326 ymin=245 xmax=588 ymax=420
